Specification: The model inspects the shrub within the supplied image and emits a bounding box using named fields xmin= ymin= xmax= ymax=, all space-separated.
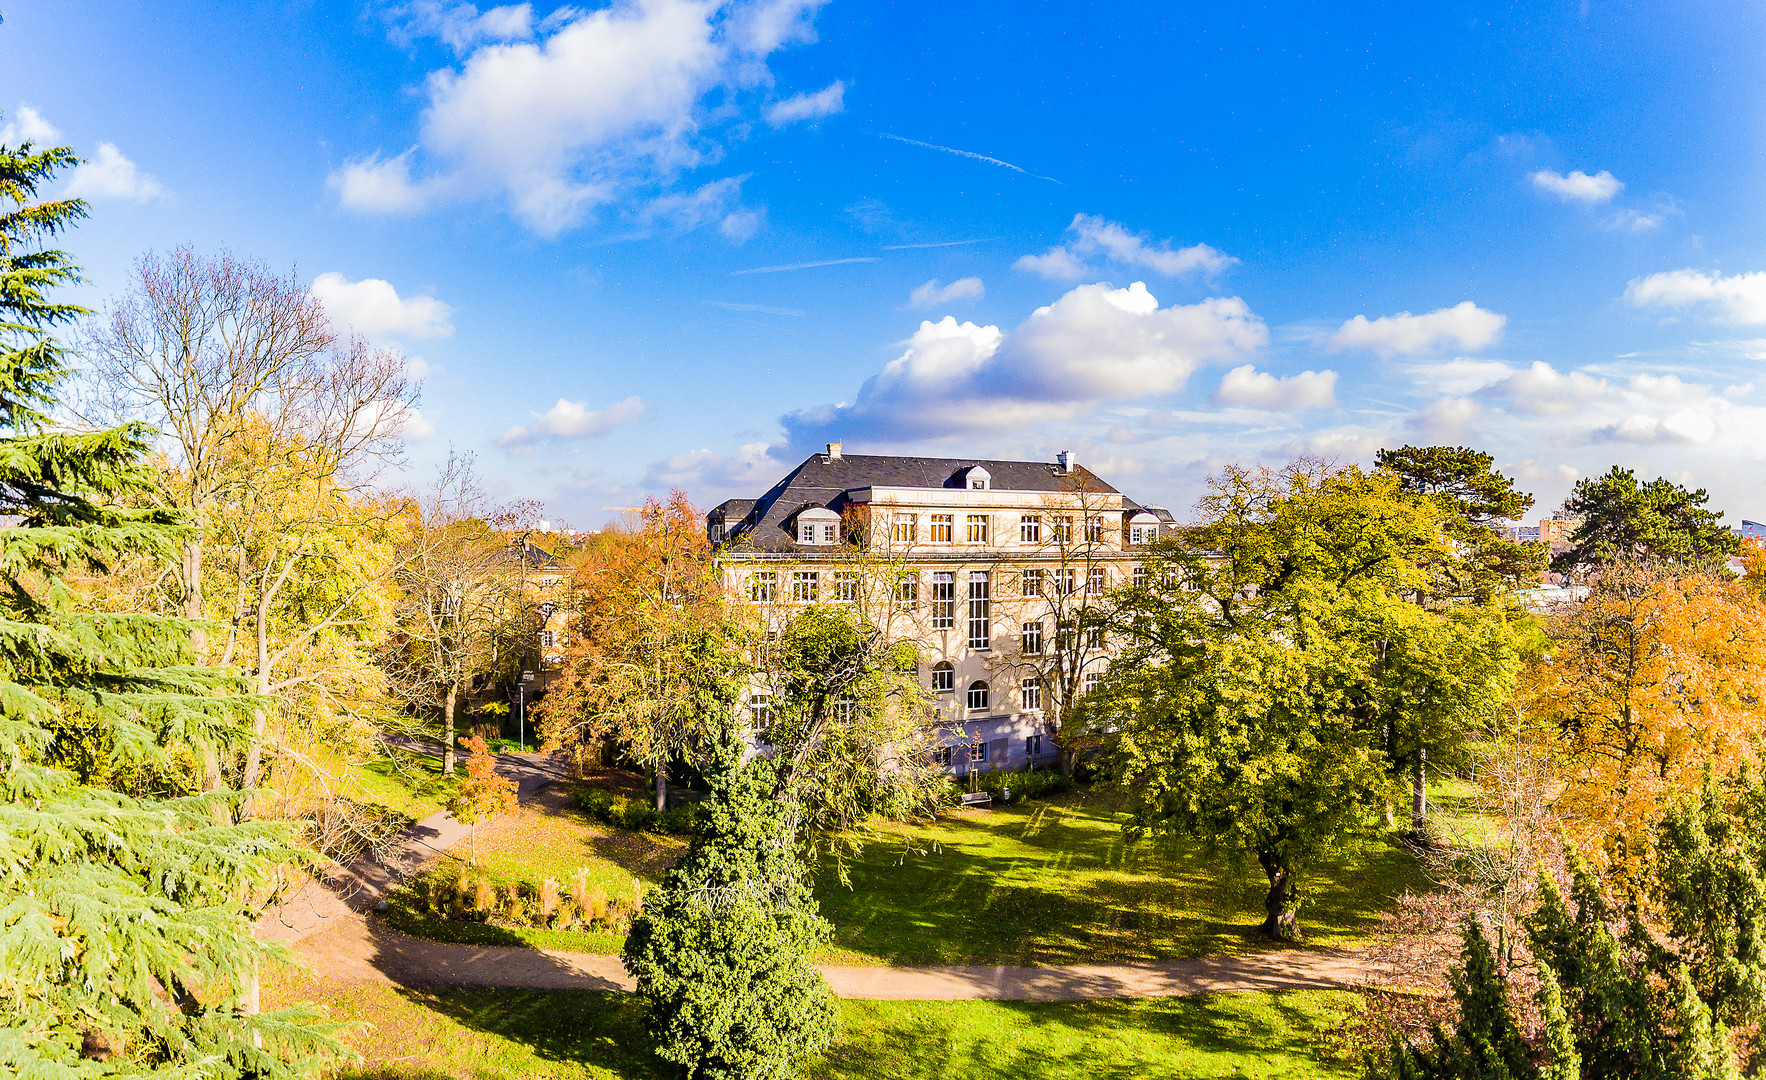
xmin=973 ymin=767 xmax=1072 ymax=803
xmin=575 ymin=787 xmax=700 ymax=835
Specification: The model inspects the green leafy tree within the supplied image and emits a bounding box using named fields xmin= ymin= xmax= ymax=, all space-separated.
xmin=1098 ymin=461 xmax=1522 ymax=938
xmin=1551 ymin=466 xmax=1739 ymax=576
xmin=623 ymin=746 xmax=838 ymax=1080
xmin=0 ymin=112 xmax=341 ymax=1079
xmin=1389 ymin=922 xmax=1535 ymax=1080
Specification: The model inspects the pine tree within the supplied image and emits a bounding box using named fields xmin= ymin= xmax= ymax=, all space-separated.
xmin=0 ymin=114 xmax=340 ymax=1077
xmin=1393 ymin=922 xmax=1535 ymax=1080
xmin=622 ymin=744 xmax=838 ymax=1080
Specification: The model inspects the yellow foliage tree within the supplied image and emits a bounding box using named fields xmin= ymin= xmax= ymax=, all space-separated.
xmin=1523 ymin=560 xmax=1766 ymax=855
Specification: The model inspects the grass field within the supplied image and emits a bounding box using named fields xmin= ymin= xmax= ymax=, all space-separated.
xmin=280 ymin=980 xmax=1360 ymax=1080
xmin=813 ymin=786 xmax=1426 ymax=965
xmin=390 ymin=780 xmax=1426 ymax=965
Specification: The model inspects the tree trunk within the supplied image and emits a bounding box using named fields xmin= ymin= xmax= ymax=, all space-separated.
xmin=182 ymin=537 xmax=206 ymax=656
xmin=443 ymin=681 xmax=459 ymax=775
xmin=239 ymin=604 xmax=272 ymax=818
xmin=654 ymin=759 xmax=668 ymax=813
xmin=1258 ymin=849 xmax=1300 ymax=941
xmin=1411 ymin=749 xmax=1427 ymax=832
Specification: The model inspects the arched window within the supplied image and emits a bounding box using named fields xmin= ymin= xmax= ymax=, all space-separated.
xmin=967 ymin=680 xmax=989 ymax=711
xmin=931 ymin=661 xmax=955 ymax=693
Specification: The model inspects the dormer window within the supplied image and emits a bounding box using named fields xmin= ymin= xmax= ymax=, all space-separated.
xmin=953 ymin=464 xmax=992 ymax=490
xmin=1128 ymin=511 xmax=1161 ymax=546
xmin=794 ymin=507 xmax=841 ymax=545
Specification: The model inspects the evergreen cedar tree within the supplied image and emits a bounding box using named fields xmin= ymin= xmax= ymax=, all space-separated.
xmin=1551 ymin=465 xmax=1739 ymax=575
xmin=0 ymin=121 xmax=342 ymax=1073
xmin=623 ymin=744 xmax=838 ymax=1080
xmin=1096 ymin=461 xmax=1524 ymax=940
xmin=1388 ymin=774 xmax=1765 ymax=1080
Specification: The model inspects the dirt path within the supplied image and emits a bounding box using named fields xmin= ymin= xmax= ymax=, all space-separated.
xmin=263 ymin=746 xmax=1376 ymax=1001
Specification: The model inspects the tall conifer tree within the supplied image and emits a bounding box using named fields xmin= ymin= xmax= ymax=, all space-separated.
xmin=0 ymin=115 xmax=338 ymax=1078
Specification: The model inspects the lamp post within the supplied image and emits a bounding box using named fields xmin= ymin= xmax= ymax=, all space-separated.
xmin=519 ymin=670 xmax=534 ymax=751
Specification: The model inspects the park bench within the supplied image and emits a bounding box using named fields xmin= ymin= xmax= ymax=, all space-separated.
xmin=959 ymin=791 xmax=992 ymax=807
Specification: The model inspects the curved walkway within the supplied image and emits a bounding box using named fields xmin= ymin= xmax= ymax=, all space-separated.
xmin=262 ymin=744 xmax=1376 ymax=1001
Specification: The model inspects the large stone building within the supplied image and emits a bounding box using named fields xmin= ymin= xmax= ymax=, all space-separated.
xmin=709 ymin=445 xmax=1174 ymax=777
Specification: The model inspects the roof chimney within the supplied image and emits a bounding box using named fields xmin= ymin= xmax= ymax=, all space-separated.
xmin=1056 ymin=449 xmax=1074 ymax=474
xmin=826 ymin=442 xmax=842 ymax=461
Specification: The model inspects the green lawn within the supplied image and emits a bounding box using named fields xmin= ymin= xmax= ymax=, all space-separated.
xmin=813 ymin=786 xmax=1427 ymax=965
xmin=287 ymin=981 xmax=1359 ymax=1080
xmin=388 ymin=782 xmax=1429 ymax=964
xmin=343 ymin=752 xmax=456 ymax=822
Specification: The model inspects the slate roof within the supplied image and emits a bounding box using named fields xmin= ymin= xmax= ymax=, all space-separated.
xmin=713 ymin=451 xmax=1127 ymax=552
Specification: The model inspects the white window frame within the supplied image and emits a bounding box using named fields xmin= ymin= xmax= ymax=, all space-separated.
xmin=1022 ymin=678 xmax=1042 ymax=711
xmin=929 ymin=514 xmax=954 ymax=543
xmin=894 ymin=573 xmax=919 ymax=609
xmin=967 ymin=572 xmax=990 ymax=650
xmin=969 ymin=740 xmax=988 ymax=762
xmin=967 ymin=681 xmax=989 ymax=711
xmin=1087 ymin=566 xmax=1107 ymax=595
xmin=965 ymin=514 xmax=989 ymax=544
xmin=1085 ymin=516 xmax=1105 ymax=543
xmin=1021 ymin=568 xmax=1042 ymax=597
xmin=832 ymin=570 xmax=860 ymax=602
xmin=1026 ymin=733 xmax=1042 ymax=756
xmin=1020 ymin=515 xmax=1041 ymax=543
xmin=931 ymin=662 xmax=955 ymax=693
xmin=892 ymin=513 xmax=917 ymax=544
xmin=931 ymin=572 xmax=956 ymax=630
xmin=749 ymin=570 xmax=776 ymax=603
xmin=1021 ymin=620 xmax=1044 ymax=655
xmin=792 ymin=571 xmax=819 ymax=603
xmin=749 ymin=694 xmax=773 ymax=724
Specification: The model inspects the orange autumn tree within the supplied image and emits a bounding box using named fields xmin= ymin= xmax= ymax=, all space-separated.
xmin=1523 ymin=560 xmax=1766 ymax=857
xmin=445 ymin=735 xmax=518 ymax=863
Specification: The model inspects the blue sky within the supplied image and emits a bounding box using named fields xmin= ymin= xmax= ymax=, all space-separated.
xmin=6 ymin=0 xmax=1766 ymax=527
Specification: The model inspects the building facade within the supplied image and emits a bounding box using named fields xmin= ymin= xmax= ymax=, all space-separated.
xmin=710 ymin=445 xmax=1174 ymax=777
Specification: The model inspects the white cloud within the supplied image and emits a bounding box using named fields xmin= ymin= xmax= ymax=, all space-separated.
xmin=643 ymin=439 xmax=780 ymax=493
xmin=1211 ymin=364 xmax=1337 ymax=410
xmin=498 ymin=395 xmax=646 ymax=447
xmin=908 ymin=277 xmax=984 ymax=308
xmin=1 ymin=104 xmax=60 ymax=144
xmin=1325 ymin=301 xmax=1505 ymax=357
xmin=765 ymin=80 xmax=845 ymax=126
xmin=335 ymin=0 xmax=830 ymax=236
xmin=386 ymin=1 xmax=537 ymax=51
xmin=783 ymin=280 xmax=1266 ymax=445
xmin=1529 ymin=168 xmax=1623 ymax=203
xmin=1477 ymin=361 xmax=1611 ymax=415
xmin=1605 ymin=208 xmax=1665 ymax=232
xmin=720 ymin=209 xmax=763 ymax=242
xmin=1409 ymin=396 xmax=1482 ymax=440
xmin=1624 ymin=269 xmax=1766 ymax=325
xmin=1014 ymin=214 xmax=1235 ymax=281
xmin=311 ymin=272 xmax=455 ymax=339
xmin=64 ymin=143 xmax=168 ymax=203
xmin=399 ymin=406 xmax=438 ymax=443
xmin=1597 ymin=408 xmax=1717 ymax=445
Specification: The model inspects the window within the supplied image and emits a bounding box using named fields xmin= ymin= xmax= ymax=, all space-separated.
xmin=931 ymin=572 xmax=956 ymax=630
xmin=967 ymin=681 xmax=990 ymax=711
xmin=1131 ymin=524 xmax=1155 ymax=545
xmin=710 ymin=521 xmax=724 ymax=542
xmin=1022 ymin=678 xmax=1042 ymax=711
xmin=538 ymin=629 xmax=556 ymax=648
xmin=1088 ymin=567 xmax=1107 ymax=594
xmin=1085 ymin=516 xmax=1105 ymax=543
xmin=823 ymin=522 xmax=838 ymax=543
xmin=1026 ymin=733 xmax=1042 ymax=756
xmin=1020 ymin=515 xmax=1041 ymax=543
xmin=894 ymin=573 xmax=919 ymax=609
xmin=967 ymin=572 xmax=990 ymax=650
xmin=830 ymin=698 xmax=857 ymax=722
xmin=1052 ymin=517 xmax=1073 ymax=544
xmin=799 ymin=521 xmax=817 ymax=543
xmin=1021 ymin=620 xmax=1044 ymax=655
xmin=1133 ymin=565 xmax=1148 ymax=588
xmin=1087 ymin=624 xmax=1105 ymax=649
xmin=932 ymin=745 xmax=953 ymax=767
xmin=1021 ymin=568 xmax=1042 ymax=597
xmin=749 ymin=694 xmax=772 ymax=724
xmin=965 ymin=514 xmax=989 ymax=543
xmin=1054 ymin=568 xmax=1076 ymax=596
xmin=792 ymin=571 xmax=819 ymax=602
xmin=1083 ymin=671 xmax=1102 ymax=695
xmin=832 ymin=571 xmax=859 ymax=602
xmin=1056 ymin=619 xmax=1073 ymax=651
xmin=892 ymin=513 xmax=917 ymax=544
xmin=970 ymin=478 xmax=987 ymax=490
xmin=749 ymin=571 xmax=775 ymax=602
xmin=931 ymin=661 xmax=955 ymax=692
xmin=969 ymin=740 xmax=988 ymax=762
xmin=929 ymin=514 xmax=954 ymax=542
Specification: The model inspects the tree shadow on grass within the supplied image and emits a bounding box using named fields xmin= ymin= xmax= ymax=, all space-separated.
xmin=332 ymin=987 xmax=669 ymax=1080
